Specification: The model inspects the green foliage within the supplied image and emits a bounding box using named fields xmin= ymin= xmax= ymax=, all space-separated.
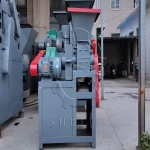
xmin=140 ymin=132 xmax=150 ymax=150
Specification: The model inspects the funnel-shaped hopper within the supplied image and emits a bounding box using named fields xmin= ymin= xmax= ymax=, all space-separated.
xmin=53 ymin=11 xmax=71 ymax=27
xmin=20 ymin=28 xmax=38 ymax=55
xmin=68 ymin=8 xmax=100 ymax=41
xmin=65 ymin=0 xmax=95 ymax=8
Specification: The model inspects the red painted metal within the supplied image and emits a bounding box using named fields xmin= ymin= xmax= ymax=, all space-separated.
xmin=92 ymin=39 xmax=96 ymax=54
xmin=92 ymin=39 xmax=100 ymax=108
xmin=67 ymin=7 xmax=101 ymax=13
xmin=94 ymin=54 xmax=100 ymax=108
xmin=30 ymin=50 xmax=45 ymax=76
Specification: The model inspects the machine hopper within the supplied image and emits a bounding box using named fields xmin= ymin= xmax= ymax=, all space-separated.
xmin=53 ymin=11 xmax=71 ymax=28
xmin=21 ymin=28 xmax=38 ymax=55
xmin=68 ymin=8 xmax=100 ymax=42
xmin=65 ymin=0 xmax=95 ymax=8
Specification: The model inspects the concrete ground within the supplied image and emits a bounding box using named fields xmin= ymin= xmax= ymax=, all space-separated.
xmin=0 ymin=79 xmax=150 ymax=150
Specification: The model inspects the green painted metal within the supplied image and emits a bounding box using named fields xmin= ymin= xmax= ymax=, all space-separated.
xmin=45 ymin=47 xmax=57 ymax=58
xmin=48 ymin=29 xmax=57 ymax=39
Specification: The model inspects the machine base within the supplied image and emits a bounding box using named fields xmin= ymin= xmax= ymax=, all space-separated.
xmin=39 ymin=137 xmax=96 ymax=150
xmin=38 ymin=71 xmax=96 ymax=149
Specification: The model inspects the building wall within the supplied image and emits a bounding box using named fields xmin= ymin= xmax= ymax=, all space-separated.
xmin=120 ymin=1 xmax=150 ymax=80
xmin=119 ymin=10 xmax=139 ymax=70
xmin=27 ymin=0 xmax=50 ymax=42
xmin=120 ymin=10 xmax=138 ymax=36
xmin=92 ymin=0 xmax=135 ymax=37
xmin=146 ymin=2 xmax=150 ymax=79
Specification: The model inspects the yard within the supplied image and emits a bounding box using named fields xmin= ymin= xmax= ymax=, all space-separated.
xmin=0 ymin=79 xmax=150 ymax=150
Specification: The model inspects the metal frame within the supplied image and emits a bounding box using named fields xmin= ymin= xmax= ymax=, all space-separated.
xmin=38 ymin=71 xmax=96 ymax=150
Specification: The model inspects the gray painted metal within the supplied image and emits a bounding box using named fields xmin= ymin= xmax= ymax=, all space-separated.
xmin=37 ymin=1 xmax=99 ymax=148
xmin=21 ymin=28 xmax=38 ymax=55
xmin=38 ymin=71 xmax=96 ymax=149
xmin=23 ymin=55 xmax=29 ymax=74
xmin=77 ymin=43 xmax=91 ymax=70
xmin=0 ymin=0 xmax=23 ymax=125
xmin=138 ymin=0 xmax=146 ymax=145
xmin=65 ymin=44 xmax=73 ymax=80
xmin=62 ymin=25 xmax=70 ymax=43
xmin=70 ymin=10 xmax=99 ymax=41
xmin=10 ymin=0 xmax=21 ymax=38
xmin=21 ymin=28 xmax=38 ymax=94
xmin=65 ymin=0 xmax=95 ymax=8
xmin=53 ymin=11 xmax=70 ymax=28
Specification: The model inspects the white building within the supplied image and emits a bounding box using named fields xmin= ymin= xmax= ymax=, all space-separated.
xmin=118 ymin=0 xmax=150 ymax=80
xmin=92 ymin=0 xmax=138 ymax=78
xmin=16 ymin=0 xmax=136 ymax=40
xmin=92 ymin=0 xmax=136 ymax=37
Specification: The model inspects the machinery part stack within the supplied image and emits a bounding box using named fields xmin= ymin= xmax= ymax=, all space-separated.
xmin=20 ymin=27 xmax=38 ymax=98
xmin=53 ymin=11 xmax=71 ymax=30
xmin=67 ymin=4 xmax=100 ymax=107
xmin=0 ymin=0 xmax=23 ymax=128
xmin=30 ymin=0 xmax=100 ymax=149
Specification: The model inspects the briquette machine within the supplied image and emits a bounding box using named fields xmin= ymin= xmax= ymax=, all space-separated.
xmin=30 ymin=0 xmax=100 ymax=149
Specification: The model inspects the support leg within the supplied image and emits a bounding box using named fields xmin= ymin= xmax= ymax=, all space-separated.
xmin=91 ymin=99 xmax=96 ymax=148
xmin=92 ymin=141 xmax=96 ymax=148
xmin=39 ymin=143 xmax=43 ymax=150
xmin=86 ymin=100 xmax=91 ymax=133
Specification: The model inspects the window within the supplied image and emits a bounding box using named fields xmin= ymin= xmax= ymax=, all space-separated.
xmin=16 ymin=0 xmax=27 ymax=23
xmin=110 ymin=0 xmax=120 ymax=10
